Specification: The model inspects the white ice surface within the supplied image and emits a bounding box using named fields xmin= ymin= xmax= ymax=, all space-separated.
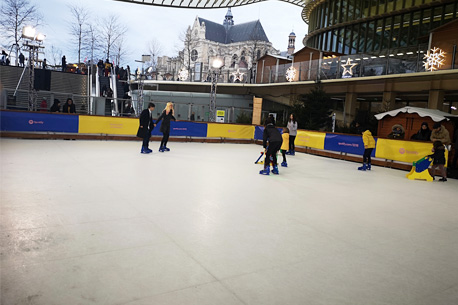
xmin=1 ymin=139 xmax=457 ymax=305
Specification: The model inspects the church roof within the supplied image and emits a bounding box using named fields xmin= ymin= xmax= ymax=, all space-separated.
xmin=198 ymin=17 xmax=269 ymax=44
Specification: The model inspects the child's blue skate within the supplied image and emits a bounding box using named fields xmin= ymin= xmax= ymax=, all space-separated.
xmin=259 ymin=167 xmax=270 ymax=175
xmin=367 ymin=163 xmax=371 ymax=170
xmin=272 ymin=166 xmax=279 ymax=174
xmin=163 ymin=147 xmax=170 ymax=151
xmin=281 ymin=161 xmax=288 ymax=167
xmin=158 ymin=146 xmax=165 ymax=152
xmin=358 ymin=163 xmax=367 ymax=171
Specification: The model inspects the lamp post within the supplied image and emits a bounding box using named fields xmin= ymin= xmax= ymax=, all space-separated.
xmin=21 ymin=26 xmax=45 ymax=111
xmin=134 ymin=55 xmax=151 ymax=117
xmin=209 ymin=57 xmax=224 ymax=122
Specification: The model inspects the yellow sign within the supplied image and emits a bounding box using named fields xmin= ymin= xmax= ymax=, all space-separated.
xmin=207 ymin=123 xmax=254 ymax=139
xmin=79 ymin=115 xmax=138 ymax=135
xmin=295 ymin=130 xmax=326 ymax=149
xmin=375 ymin=139 xmax=448 ymax=164
xmin=217 ymin=110 xmax=225 ymax=117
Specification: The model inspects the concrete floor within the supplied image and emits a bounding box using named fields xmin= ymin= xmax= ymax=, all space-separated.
xmin=1 ymin=139 xmax=457 ymax=305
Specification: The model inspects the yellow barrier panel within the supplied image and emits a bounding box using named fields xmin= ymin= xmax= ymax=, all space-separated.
xmin=207 ymin=123 xmax=254 ymax=139
xmin=375 ymin=139 xmax=448 ymax=164
xmin=78 ymin=115 xmax=138 ymax=135
xmin=295 ymin=130 xmax=326 ymax=149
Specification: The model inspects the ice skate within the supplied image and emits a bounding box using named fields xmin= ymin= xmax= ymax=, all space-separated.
xmin=259 ymin=167 xmax=270 ymax=175
xmin=358 ymin=163 xmax=367 ymax=171
xmin=281 ymin=161 xmax=288 ymax=167
xmin=272 ymin=165 xmax=279 ymax=174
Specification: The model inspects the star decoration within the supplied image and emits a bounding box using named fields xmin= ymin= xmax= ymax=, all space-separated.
xmin=341 ymin=58 xmax=358 ymax=77
xmin=423 ymin=47 xmax=446 ymax=72
xmin=231 ymin=69 xmax=244 ymax=82
xmin=285 ymin=66 xmax=297 ymax=82
xmin=178 ymin=68 xmax=189 ymax=81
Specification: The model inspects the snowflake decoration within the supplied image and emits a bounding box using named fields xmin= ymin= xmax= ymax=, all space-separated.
xmin=285 ymin=66 xmax=297 ymax=82
xmin=423 ymin=47 xmax=446 ymax=72
xmin=231 ymin=69 xmax=244 ymax=82
xmin=178 ymin=68 xmax=189 ymax=81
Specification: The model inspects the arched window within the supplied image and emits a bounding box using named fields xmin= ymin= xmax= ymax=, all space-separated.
xmin=231 ymin=54 xmax=238 ymax=68
xmin=239 ymin=56 xmax=247 ymax=68
xmin=191 ymin=49 xmax=198 ymax=62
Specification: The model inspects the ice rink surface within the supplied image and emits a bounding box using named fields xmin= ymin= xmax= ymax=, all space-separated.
xmin=1 ymin=138 xmax=458 ymax=305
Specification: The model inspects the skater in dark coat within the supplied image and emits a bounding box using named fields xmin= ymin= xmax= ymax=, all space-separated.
xmin=260 ymin=116 xmax=283 ymax=175
xmin=155 ymin=102 xmax=176 ymax=152
xmin=137 ymin=103 xmax=156 ymax=154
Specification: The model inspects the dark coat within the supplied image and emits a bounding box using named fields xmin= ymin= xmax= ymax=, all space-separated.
xmin=263 ymin=123 xmax=283 ymax=148
xmin=430 ymin=146 xmax=446 ymax=165
xmin=137 ymin=109 xmax=154 ymax=138
xmin=62 ymin=103 xmax=76 ymax=113
xmin=155 ymin=110 xmax=176 ymax=133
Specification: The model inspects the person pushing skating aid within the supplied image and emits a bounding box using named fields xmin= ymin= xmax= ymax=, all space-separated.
xmin=260 ymin=116 xmax=283 ymax=175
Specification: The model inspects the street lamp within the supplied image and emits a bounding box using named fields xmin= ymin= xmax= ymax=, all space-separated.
xmin=19 ymin=26 xmax=45 ymax=111
xmin=209 ymin=56 xmax=224 ymax=122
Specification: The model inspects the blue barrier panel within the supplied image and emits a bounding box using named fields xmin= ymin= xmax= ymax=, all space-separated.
xmin=0 ymin=111 xmax=79 ymax=133
xmin=254 ymin=126 xmax=264 ymax=140
xmin=324 ymin=134 xmax=376 ymax=156
xmin=152 ymin=121 xmax=207 ymax=137
xmin=255 ymin=126 xmax=285 ymax=141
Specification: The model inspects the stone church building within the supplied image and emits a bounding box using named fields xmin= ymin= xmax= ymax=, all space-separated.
xmin=156 ymin=9 xmax=279 ymax=83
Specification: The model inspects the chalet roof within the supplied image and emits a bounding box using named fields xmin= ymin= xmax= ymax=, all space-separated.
xmin=198 ymin=17 xmax=269 ymax=44
xmin=374 ymin=106 xmax=458 ymax=122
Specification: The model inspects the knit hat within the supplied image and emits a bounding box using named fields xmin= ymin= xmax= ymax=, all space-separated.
xmin=433 ymin=122 xmax=441 ymax=129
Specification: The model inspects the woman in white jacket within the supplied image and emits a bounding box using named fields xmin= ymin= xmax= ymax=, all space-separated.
xmin=287 ymin=114 xmax=298 ymax=155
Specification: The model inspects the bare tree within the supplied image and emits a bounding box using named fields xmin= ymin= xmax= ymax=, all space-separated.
xmin=68 ymin=4 xmax=89 ymax=65
xmin=145 ymin=38 xmax=163 ymax=71
xmin=180 ymin=26 xmax=198 ymax=72
xmin=99 ymin=15 xmax=127 ymax=62
xmin=82 ymin=23 xmax=102 ymax=64
xmin=45 ymin=45 xmax=62 ymax=69
xmin=0 ymin=0 xmax=42 ymax=65
xmin=113 ymin=36 xmax=130 ymax=67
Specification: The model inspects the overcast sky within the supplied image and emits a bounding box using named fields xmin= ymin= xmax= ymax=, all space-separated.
xmin=4 ymin=0 xmax=308 ymax=69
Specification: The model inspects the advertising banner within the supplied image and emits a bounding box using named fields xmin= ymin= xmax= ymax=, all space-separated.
xmin=254 ymin=126 xmax=264 ymax=140
xmin=78 ymin=115 xmax=137 ymax=135
xmin=0 ymin=111 xmax=78 ymax=133
xmin=295 ymin=130 xmax=326 ymax=149
xmin=152 ymin=121 xmax=207 ymax=137
xmin=207 ymin=123 xmax=254 ymax=139
xmin=375 ymin=139 xmax=439 ymax=163
xmin=324 ymin=134 xmax=376 ymax=156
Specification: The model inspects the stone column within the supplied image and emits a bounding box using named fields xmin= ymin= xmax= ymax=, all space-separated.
xmin=428 ymin=90 xmax=444 ymax=110
xmin=343 ymin=92 xmax=357 ymax=125
xmin=382 ymin=91 xmax=396 ymax=112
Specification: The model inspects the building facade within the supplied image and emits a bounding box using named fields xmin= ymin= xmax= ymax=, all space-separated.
xmin=303 ymin=0 xmax=458 ymax=55
xmin=181 ymin=8 xmax=279 ymax=83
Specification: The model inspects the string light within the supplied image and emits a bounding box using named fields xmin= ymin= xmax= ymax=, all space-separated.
xmin=285 ymin=66 xmax=297 ymax=82
xmin=341 ymin=58 xmax=358 ymax=78
xmin=423 ymin=47 xmax=446 ymax=72
xmin=231 ymin=69 xmax=244 ymax=82
xmin=178 ymin=67 xmax=189 ymax=81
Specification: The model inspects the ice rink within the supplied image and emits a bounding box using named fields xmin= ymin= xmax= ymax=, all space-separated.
xmin=1 ymin=138 xmax=458 ymax=305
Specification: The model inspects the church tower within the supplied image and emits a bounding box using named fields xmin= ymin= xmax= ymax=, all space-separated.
xmin=223 ymin=8 xmax=234 ymax=29
xmin=287 ymin=31 xmax=296 ymax=55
